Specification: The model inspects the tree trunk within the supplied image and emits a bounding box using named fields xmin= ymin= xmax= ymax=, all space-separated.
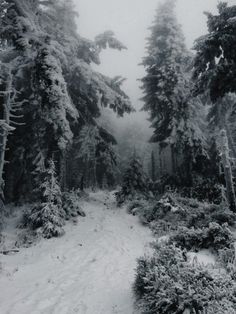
xmin=0 ymin=69 xmax=12 ymax=207
xmin=80 ymin=175 xmax=84 ymax=191
xmin=59 ymin=150 xmax=67 ymax=192
xmin=159 ymin=146 xmax=163 ymax=177
xmin=225 ymin=123 xmax=236 ymax=159
xmin=171 ymin=145 xmax=177 ymax=175
xmin=151 ymin=150 xmax=156 ymax=182
xmin=92 ymin=160 xmax=97 ymax=191
xmin=220 ymin=129 xmax=236 ymax=212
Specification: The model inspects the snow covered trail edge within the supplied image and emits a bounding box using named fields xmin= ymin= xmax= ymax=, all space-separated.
xmin=0 ymin=191 xmax=153 ymax=314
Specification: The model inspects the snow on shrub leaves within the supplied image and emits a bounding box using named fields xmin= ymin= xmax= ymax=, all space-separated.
xmin=134 ymin=244 xmax=236 ymax=314
xmin=169 ymin=223 xmax=234 ymax=252
xmin=62 ymin=190 xmax=85 ymax=220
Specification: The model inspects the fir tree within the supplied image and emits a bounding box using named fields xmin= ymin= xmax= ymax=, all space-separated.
xmin=141 ymin=0 xmax=207 ymax=183
xmin=96 ymin=138 xmax=118 ymax=188
xmin=116 ymin=153 xmax=150 ymax=205
xmin=193 ymin=2 xmax=236 ymax=101
xmin=76 ymin=125 xmax=100 ymax=188
xmin=25 ymin=159 xmax=65 ymax=238
xmin=193 ymin=3 xmax=236 ymax=210
xmin=0 ymin=0 xmax=133 ymax=202
xmin=141 ymin=0 xmax=188 ymax=144
xmin=75 ymin=125 xmax=118 ymax=189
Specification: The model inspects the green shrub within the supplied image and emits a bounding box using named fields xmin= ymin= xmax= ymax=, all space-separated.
xmin=137 ymin=193 xmax=187 ymax=226
xmin=170 ymin=223 xmax=234 ymax=252
xmin=127 ymin=199 xmax=149 ymax=215
xmin=218 ymin=246 xmax=236 ymax=273
xmin=134 ymin=244 xmax=236 ymax=314
xmin=133 ymin=193 xmax=236 ymax=233
xmin=62 ymin=190 xmax=85 ymax=220
xmin=187 ymin=204 xmax=236 ymax=228
xmin=190 ymin=178 xmax=223 ymax=204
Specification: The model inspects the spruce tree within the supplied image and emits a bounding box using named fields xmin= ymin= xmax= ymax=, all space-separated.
xmin=75 ymin=125 xmax=118 ymax=189
xmin=116 ymin=153 xmax=150 ymax=205
xmin=193 ymin=2 xmax=236 ymax=101
xmin=25 ymin=160 xmax=65 ymax=238
xmin=76 ymin=125 xmax=100 ymax=188
xmin=141 ymin=0 xmax=207 ymax=183
xmin=0 ymin=0 xmax=133 ymax=202
xmin=193 ymin=3 xmax=236 ymax=210
xmin=193 ymin=3 xmax=236 ymax=148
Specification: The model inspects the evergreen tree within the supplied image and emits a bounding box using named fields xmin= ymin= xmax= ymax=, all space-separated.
xmin=141 ymin=0 xmax=207 ymax=183
xmin=193 ymin=3 xmax=236 ymax=210
xmin=75 ymin=125 xmax=118 ymax=189
xmin=0 ymin=0 xmax=133 ymax=202
xmin=116 ymin=153 xmax=150 ymax=205
xmin=76 ymin=125 xmax=100 ymax=188
xmin=25 ymin=159 xmax=65 ymax=238
xmin=193 ymin=2 xmax=236 ymax=101
xmin=193 ymin=3 xmax=236 ymax=158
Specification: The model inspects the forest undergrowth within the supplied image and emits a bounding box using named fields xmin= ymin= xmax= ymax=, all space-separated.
xmin=124 ymin=193 xmax=236 ymax=313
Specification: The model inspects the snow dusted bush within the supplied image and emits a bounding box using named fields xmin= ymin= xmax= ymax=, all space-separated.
xmin=132 ymin=193 xmax=187 ymax=230
xmin=127 ymin=199 xmax=149 ymax=216
xmin=187 ymin=204 xmax=236 ymax=228
xmin=170 ymin=223 xmax=234 ymax=252
xmin=132 ymin=193 xmax=236 ymax=236
xmin=218 ymin=246 xmax=236 ymax=273
xmin=62 ymin=190 xmax=85 ymax=220
xmin=156 ymin=174 xmax=223 ymax=205
xmin=134 ymin=244 xmax=236 ymax=314
xmin=190 ymin=178 xmax=223 ymax=204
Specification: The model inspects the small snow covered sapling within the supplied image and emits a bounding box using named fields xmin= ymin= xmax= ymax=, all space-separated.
xmin=26 ymin=159 xmax=65 ymax=238
xmin=116 ymin=153 xmax=150 ymax=205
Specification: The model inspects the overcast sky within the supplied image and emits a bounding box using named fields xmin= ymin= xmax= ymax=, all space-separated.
xmin=75 ymin=0 xmax=236 ymax=109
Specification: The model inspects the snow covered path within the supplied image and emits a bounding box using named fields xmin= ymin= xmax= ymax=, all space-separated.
xmin=0 ymin=191 xmax=153 ymax=314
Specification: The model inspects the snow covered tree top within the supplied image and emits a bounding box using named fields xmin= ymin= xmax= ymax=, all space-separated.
xmin=193 ymin=2 xmax=236 ymax=101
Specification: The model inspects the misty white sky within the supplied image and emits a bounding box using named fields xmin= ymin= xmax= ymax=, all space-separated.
xmin=75 ymin=0 xmax=236 ymax=109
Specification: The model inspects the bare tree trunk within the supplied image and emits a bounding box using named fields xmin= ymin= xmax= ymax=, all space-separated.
xmin=92 ymin=160 xmax=97 ymax=191
xmin=171 ymin=145 xmax=177 ymax=175
xmin=80 ymin=175 xmax=84 ymax=191
xmin=159 ymin=146 xmax=163 ymax=177
xmin=59 ymin=150 xmax=67 ymax=192
xmin=151 ymin=150 xmax=156 ymax=182
xmin=220 ymin=129 xmax=236 ymax=212
xmin=0 ymin=70 xmax=12 ymax=208
xmin=0 ymin=64 xmax=23 ymax=211
xmin=225 ymin=123 xmax=236 ymax=159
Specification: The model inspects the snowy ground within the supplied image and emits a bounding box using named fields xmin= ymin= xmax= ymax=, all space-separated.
xmin=0 ymin=191 xmax=153 ymax=314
